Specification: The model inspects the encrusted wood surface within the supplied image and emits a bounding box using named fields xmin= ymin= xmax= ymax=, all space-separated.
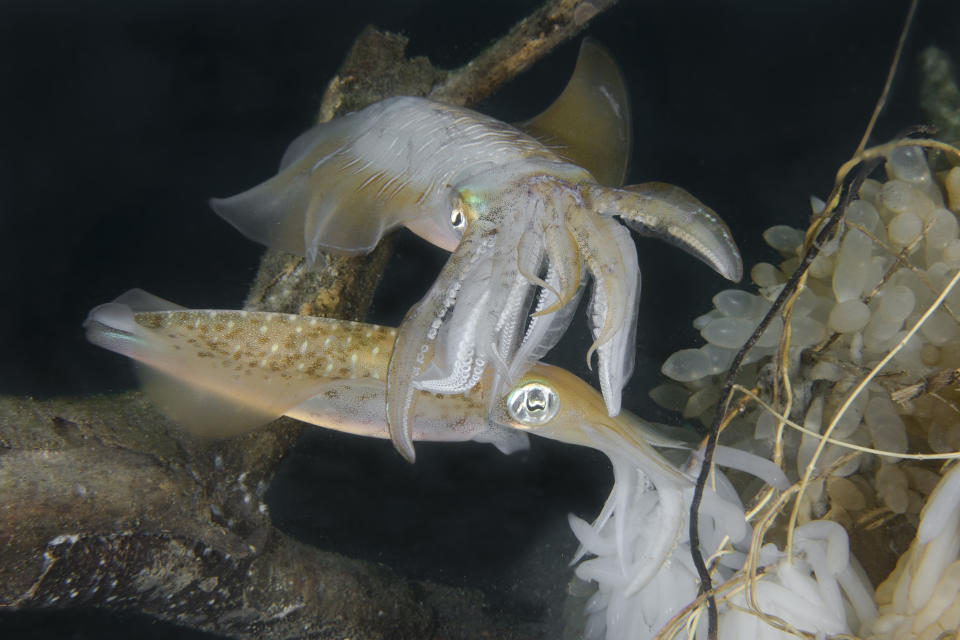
xmin=0 ymin=394 xmax=534 ymax=639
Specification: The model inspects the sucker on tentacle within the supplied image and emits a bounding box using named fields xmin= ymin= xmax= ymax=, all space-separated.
xmin=210 ymin=39 xmax=743 ymax=461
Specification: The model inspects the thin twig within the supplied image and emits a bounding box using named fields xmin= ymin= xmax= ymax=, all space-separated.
xmin=428 ymin=0 xmax=618 ymax=105
xmin=687 ymin=169 xmax=860 ymax=638
xmin=733 ymin=384 xmax=960 ymax=461
xmin=853 ymin=0 xmax=918 ymax=156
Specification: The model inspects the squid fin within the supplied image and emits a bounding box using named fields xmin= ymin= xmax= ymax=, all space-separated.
xmin=209 ymin=104 xmax=446 ymax=261
xmin=84 ymin=291 xmax=324 ymax=437
xmin=111 ymin=288 xmax=185 ymax=311
xmin=517 ymin=39 xmax=631 ymax=187
xmin=130 ymin=365 xmax=281 ymax=438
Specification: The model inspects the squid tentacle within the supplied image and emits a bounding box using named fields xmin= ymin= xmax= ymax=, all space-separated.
xmin=479 ymin=203 xmax=542 ymax=362
xmin=588 ymin=182 xmax=743 ymax=282
xmin=414 ymin=286 xmax=489 ymax=394
xmin=516 ymin=226 xmax=561 ymax=305
xmin=386 ymin=226 xmax=496 ymax=462
xmin=503 ymin=264 xmax=586 ymax=402
xmin=532 ymin=219 xmax=582 ymax=317
xmin=484 ymin=251 xmax=549 ymax=406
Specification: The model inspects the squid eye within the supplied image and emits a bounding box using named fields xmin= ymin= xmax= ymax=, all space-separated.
xmin=450 ymin=206 xmax=466 ymax=232
xmin=506 ymin=382 xmax=560 ymax=426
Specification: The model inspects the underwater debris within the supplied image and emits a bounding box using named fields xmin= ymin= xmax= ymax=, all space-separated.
xmin=0 ymin=393 xmax=538 ymax=639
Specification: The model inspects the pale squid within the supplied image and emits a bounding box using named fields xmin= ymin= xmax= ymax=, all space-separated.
xmin=209 ymin=40 xmax=743 ymax=462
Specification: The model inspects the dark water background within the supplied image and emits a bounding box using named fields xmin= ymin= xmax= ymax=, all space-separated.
xmin=2 ymin=0 xmax=960 ymax=637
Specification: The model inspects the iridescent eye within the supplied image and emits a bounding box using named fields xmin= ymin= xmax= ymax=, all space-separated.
xmin=506 ymin=382 xmax=559 ymax=426
xmin=450 ymin=206 xmax=466 ymax=231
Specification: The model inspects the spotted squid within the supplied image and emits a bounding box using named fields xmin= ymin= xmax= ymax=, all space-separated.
xmin=209 ymin=40 xmax=743 ymax=462
xmin=84 ymin=289 xmax=683 ymax=473
xmin=86 ymin=291 xmax=788 ymax=595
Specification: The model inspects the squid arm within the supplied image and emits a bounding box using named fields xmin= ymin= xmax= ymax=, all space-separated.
xmin=565 ymin=206 xmax=631 ymax=368
xmin=385 ymin=225 xmax=497 ymax=462
xmin=588 ymin=219 xmax=640 ymax=417
xmin=530 ymin=218 xmax=582 ymax=317
xmin=499 ymin=265 xmax=586 ymax=408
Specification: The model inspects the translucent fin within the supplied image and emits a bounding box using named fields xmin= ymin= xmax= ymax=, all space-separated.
xmin=84 ymin=293 xmax=327 ymax=437
xmin=517 ymin=39 xmax=631 ymax=187
xmin=285 ymin=378 xmax=393 ymax=438
xmin=209 ymin=102 xmax=457 ymax=260
xmin=112 ymin=288 xmax=185 ymax=312
xmin=131 ymin=364 xmax=280 ymax=437
xmin=592 ymin=182 xmax=743 ymax=282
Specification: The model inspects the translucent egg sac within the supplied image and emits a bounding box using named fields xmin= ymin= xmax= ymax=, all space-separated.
xmin=655 ymin=144 xmax=960 ymax=584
